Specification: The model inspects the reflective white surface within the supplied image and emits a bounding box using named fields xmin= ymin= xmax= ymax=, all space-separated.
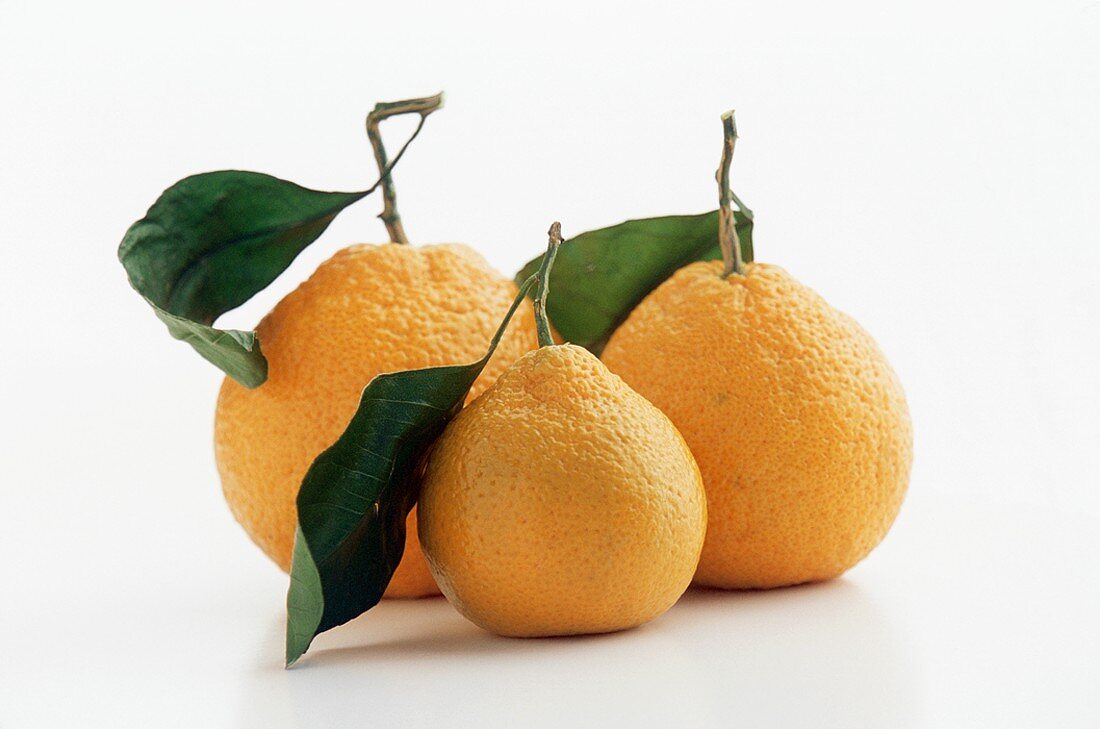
xmin=4 ymin=490 xmax=1097 ymax=727
xmin=2 ymin=0 xmax=1098 ymax=726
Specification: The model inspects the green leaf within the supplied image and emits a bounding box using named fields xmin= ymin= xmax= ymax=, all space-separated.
xmin=514 ymin=209 xmax=753 ymax=355
xmin=118 ymin=171 xmax=368 ymax=388
xmin=285 ymin=276 xmax=538 ymax=667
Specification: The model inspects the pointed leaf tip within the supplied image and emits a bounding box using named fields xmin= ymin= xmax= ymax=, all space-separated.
xmin=284 ymin=276 xmax=539 ymax=662
xmin=119 ymin=171 xmax=369 ymax=387
xmin=514 ymin=209 xmax=753 ymax=354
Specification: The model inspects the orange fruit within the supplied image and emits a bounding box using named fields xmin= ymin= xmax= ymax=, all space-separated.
xmin=418 ymin=344 xmax=707 ymax=636
xmin=601 ymin=261 xmax=911 ymax=589
xmin=214 ymin=243 xmax=538 ymax=597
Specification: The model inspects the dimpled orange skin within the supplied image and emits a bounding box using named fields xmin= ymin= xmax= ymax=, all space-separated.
xmin=214 ymin=243 xmax=539 ymax=598
xmin=601 ymin=261 xmax=912 ymax=589
xmin=418 ymin=344 xmax=707 ymax=637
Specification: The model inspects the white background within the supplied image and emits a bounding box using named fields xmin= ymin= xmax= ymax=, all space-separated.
xmin=2 ymin=0 xmax=1098 ymax=726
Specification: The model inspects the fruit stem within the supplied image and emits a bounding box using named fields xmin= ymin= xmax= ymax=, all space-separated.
xmin=717 ymin=110 xmax=746 ymax=278
xmin=365 ymin=93 xmax=444 ymax=245
xmin=534 ymin=222 xmax=562 ymax=348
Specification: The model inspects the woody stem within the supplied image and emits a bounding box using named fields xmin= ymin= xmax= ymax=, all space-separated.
xmin=716 ymin=110 xmax=745 ymax=277
xmin=534 ymin=222 xmax=562 ymax=348
xmin=365 ymin=93 xmax=444 ymax=245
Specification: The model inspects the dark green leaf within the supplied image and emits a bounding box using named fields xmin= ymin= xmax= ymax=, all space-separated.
xmin=118 ymin=171 xmax=368 ymax=388
xmin=514 ymin=209 xmax=753 ymax=355
xmin=285 ymin=276 xmax=537 ymax=667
